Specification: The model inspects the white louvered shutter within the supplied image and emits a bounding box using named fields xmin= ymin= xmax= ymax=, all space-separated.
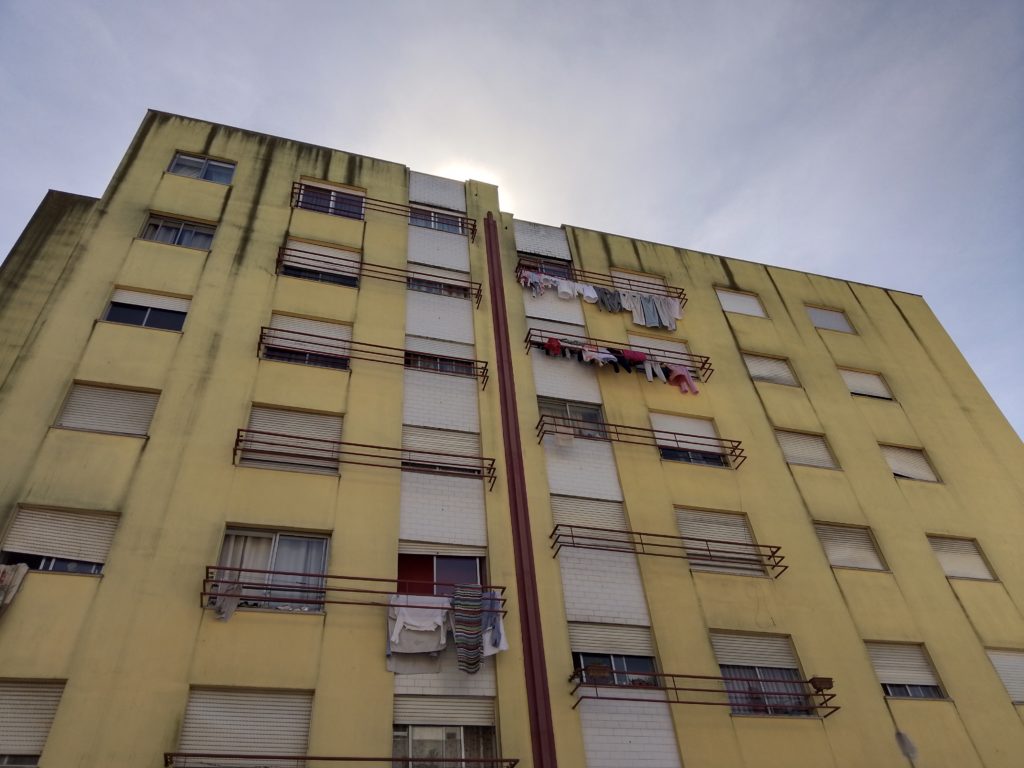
xmin=807 ymin=306 xmax=854 ymax=332
xmin=814 ymin=524 xmax=885 ymax=570
xmin=716 ymin=289 xmax=766 ymax=317
xmin=3 ymin=507 xmax=117 ymax=564
xmin=775 ymin=430 xmax=837 ymax=469
xmin=866 ymin=643 xmax=939 ymax=686
xmin=0 ymin=682 xmax=64 ymax=754
xmin=676 ymin=509 xmax=764 ymax=576
xmin=611 ymin=270 xmax=667 ymax=294
xmin=551 ymin=496 xmax=628 ymax=530
xmin=743 ymin=354 xmax=798 ymax=386
xmin=178 ymin=689 xmax=312 ymax=756
xmin=402 ymin=426 xmax=481 ymax=473
xmin=928 ymin=537 xmax=993 ymax=580
xmin=527 ymin=319 xmax=602 ymax=403
xmin=838 ymin=369 xmax=891 ymax=398
xmin=240 ymin=407 xmax=343 ymax=474
xmin=281 ymin=238 xmax=361 ymax=281
xmin=987 ymin=650 xmax=1024 ymax=702
xmin=710 ymin=634 xmax=798 ymax=669
xmin=110 ymin=288 xmax=190 ymax=313
xmin=405 ymin=335 xmax=475 ymax=359
xmin=513 ymin=220 xmax=572 ymax=261
xmin=56 ymin=384 xmax=159 ymax=436
xmin=568 ymin=623 xmax=654 ymax=656
xmin=627 ymin=334 xmax=691 ymax=358
xmin=880 ymin=446 xmax=937 ymax=482
xmin=268 ymin=313 xmax=351 ymax=357
xmin=650 ymin=413 xmax=722 ymax=454
xmin=393 ymin=695 xmax=494 ymax=726
xmin=409 ymin=171 xmax=467 ymax=212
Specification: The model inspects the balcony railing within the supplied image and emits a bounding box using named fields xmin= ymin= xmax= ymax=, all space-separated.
xmin=569 ymin=667 xmax=839 ymax=717
xmin=524 ymin=328 xmax=713 ymax=382
xmin=536 ymin=415 xmax=747 ymax=469
xmin=550 ymin=524 xmax=786 ymax=577
xmin=166 ymin=755 xmax=518 ymax=767
xmin=515 ymin=256 xmax=687 ymax=303
xmin=234 ymin=430 xmax=497 ymax=488
xmin=291 ymin=181 xmax=478 ymax=240
xmin=258 ymin=327 xmax=490 ymax=388
xmin=276 ymin=246 xmax=484 ymax=307
xmin=202 ymin=566 xmax=507 ymax=613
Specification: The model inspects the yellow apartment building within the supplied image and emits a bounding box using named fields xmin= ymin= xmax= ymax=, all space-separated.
xmin=0 ymin=111 xmax=1022 ymax=768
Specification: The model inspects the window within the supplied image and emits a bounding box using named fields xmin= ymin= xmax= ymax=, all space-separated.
xmin=676 ymin=509 xmax=765 ymax=576
xmin=1 ymin=507 xmax=116 ymax=576
xmin=838 ymin=368 xmax=891 ymax=399
xmin=278 ymin=239 xmax=361 ymax=287
xmin=0 ymin=682 xmax=64 ymax=765
xmin=215 ymin=529 xmax=328 ymax=611
xmin=393 ymin=725 xmax=496 ymax=762
xmin=238 ymin=406 xmax=344 ymax=474
xmin=927 ymin=536 xmax=994 ymax=580
xmin=404 ymin=352 xmax=475 ymax=376
xmin=55 ymin=384 xmax=159 ymax=436
xmin=716 ymin=288 xmax=767 ymax=317
xmin=537 ymin=398 xmax=606 ymax=439
xmin=409 ymin=206 xmax=466 ymax=235
xmin=710 ymin=633 xmax=811 ymax=716
xmin=573 ymin=652 xmax=657 ymax=687
xmin=807 ymin=306 xmax=855 ymax=333
xmin=400 ymin=426 xmax=483 ymax=475
xmin=140 ymin=214 xmax=215 ymax=249
xmin=986 ymin=649 xmax=1024 ymax=703
xmin=261 ymin=314 xmax=351 ymax=371
xmin=178 ymin=689 xmax=312 ymax=756
xmin=168 ymin=152 xmax=235 ymax=184
xmin=0 ymin=758 xmax=40 ymax=766
xmin=650 ymin=413 xmax=726 ymax=467
xmin=814 ymin=523 xmax=886 ymax=570
xmin=518 ymin=252 xmax=574 ymax=278
xmin=103 ymin=288 xmax=189 ymax=331
xmin=880 ymin=445 xmax=938 ymax=482
xmin=407 ymin=276 xmax=471 ymax=299
xmin=774 ymin=430 xmax=838 ymax=469
xmin=743 ymin=353 xmax=798 ymax=386
xmin=866 ymin=643 xmax=944 ymax=699
xmin=397 ymin=553 xmax=483 ymax=596
xmin=294 ymin=181 xmax=364 ymax=220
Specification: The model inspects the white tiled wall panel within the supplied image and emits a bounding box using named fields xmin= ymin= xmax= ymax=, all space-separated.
xmin=399 ymin=472 xmax=487 ymax=546
xmin=403 ymin=370 xmax=480 ymax=432
xmin=409 ymin=171 xmax=466 ymax=212
xmin=578 ymin=694 xmax=682 ymax=768
xmin=408 ymin=226 xmax=470 ymax=271
xmin=523 ymin=288 xmax=586 ymax=325
xmin=542 ymin=437 xmax=623 ymax=501
xmin=393 ymin=645 xmax=496 ymax=696
xmin=560 ymin=546 xmax=650 ymax=625
xmin=406 ymin=291 xmax=475 ymax=345
xmin=513 ymin=220 xmax=572 ymax=260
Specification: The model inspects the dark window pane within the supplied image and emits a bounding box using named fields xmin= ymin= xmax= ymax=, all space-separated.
xmin=435 ymin=556 xmax=480 ymax=594
xmin=186 ymin=228 xmax=214 ymax=249
xmin=333 ymin=192 xmax=364 ymax=219
xmin=578 ymin=653 xmax=615 ymax=684
xmin=397 ymin=554 xmax=435 ymax=595
xmin=660 ymin=447 xmax=728 ymax=467
xmin=203 ymin=161 xmax=235 ymax=184
xmin=105 ymin=302 xmax=148 ymax=326
xmin=409 ymin=208 xmax=433 ymax=228
xmin=169 ymin=155 xmax=204 ymax=178
xmin=145 ymin=308 xmax=187 ymax=331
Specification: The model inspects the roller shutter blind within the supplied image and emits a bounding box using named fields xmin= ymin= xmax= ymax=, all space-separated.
xmin=398 ymin=541 xmax=487 ymax=557
xmin=880 ymin=446 xmax=938 ymax=482
xmin=838 ymin=369 xmax=891 ymax=398
xmin=551 ymin=496 xmax=627 ymax=530
xmin=409 ymin=171 xmax=467 ymax=212
xmin=56 ymin=384 xmax=159 ymax=436
xmin=807 ymin=306 xmax=854 ymax=333
xmin=405 ymin=335 xmax=475 ymax=359
xmin=0 ymin=682 xmax=64 ymax=754
xmin=716 ymin=289 xmax=766 ymax=317
xmin=267 ymin=314 xmax=352 ymax=356
xmin=401 ymin=426 xmax=481 ymax=474
xmin=281 ymin=238 xmax=361 ymax=280
xmin=611 ymin=270 xmax=666 ymax=293
xmin=775 ymin=430 xmax=837 ymax=469
xmin=928 ymin=537 xmax=993 ymax=579
xmin=178 ymin=689 xmax=312 ymax=755
xmin=676 ymin=509 xmax=763 ymax=575
xmin=240 ymin=407 xmax=343 ymax=473
xmin=110 ymin=288 xmax=190 ymax=313
xmin=865 ymin=643 xmax=939 ymax=686
xmin=987 ymin=650 xmax=1024 ymax=702
xmin=568 ymin=623 xmax=654 ymax=656
xmin=710 ymin=634 xmax=798 ymax=668
xmin=513 ymin=220 xmax=572 ymax=261
xmin=743 ymin=354 xmax=798 ymax=386
xmin=814 ymin=524 xmax=885 ymax=570
xmin=393 ymin=696 xmax=494 ymax=726
xmin=3 ymin=507 xmax=117 ymax=564
xmin=650 ymin=414 xmax=719 ymax=444
xmin=628 ymin=334 xmax=691 ymax=360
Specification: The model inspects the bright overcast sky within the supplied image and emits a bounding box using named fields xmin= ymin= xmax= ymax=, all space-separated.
xmin=2 ymin=1 xmax=1021 ymax=436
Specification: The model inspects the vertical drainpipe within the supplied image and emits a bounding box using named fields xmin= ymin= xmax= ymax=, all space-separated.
xmin=483 ymin=212 xmax=558 ymax=768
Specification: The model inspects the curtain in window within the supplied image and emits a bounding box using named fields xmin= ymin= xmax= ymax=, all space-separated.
xmin=217 ymin=533 xmax=273 ymax=604
xmin=268 ymin=536 xmax=327 ymax=608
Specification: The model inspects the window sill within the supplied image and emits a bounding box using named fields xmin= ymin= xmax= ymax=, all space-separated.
xmin=235 ymin=462 xmax=340 ymax=477
xmin=96 ymin=320 xmax=184 ymax=335
xmin=892 ymin=475 xmax=942 ymax=484
xmin=50 ymin=426 xmax=149 ymax=439
xmin=659 ymin=459 xmax=731 ymax=470
xmin=163 ymin=170 xmax=233 ymax=187
xmin=208 ymin=605 xmax=325 ymax=617
xmin=831 ymin=565 xmax=891 ymax=574
xmin=883 ymin=695 xmax=950 ymax=702
xmin=23 ymin=570 xmax=103 ymax=579
xmin=947 ymin=575 xmax=998 ymax=583
xmin=131 ymin=237 xmax=212 ymax=253
xmin=787 ymin=462 xmax=842 ymax=471
xmin=690 ymin=568 xmax=772 ymax=579
xmin=851 ymin=393 xmax=894 ymax=401
xmin=729 ymin=712 xmax=823 ymax=720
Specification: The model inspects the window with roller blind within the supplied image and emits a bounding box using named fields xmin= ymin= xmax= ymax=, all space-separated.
xmin=676 ymin=508 xmax=765 ymax=576
xmin=213 ymin=528 xmax=329 ymax=611
xmin=404 ymin=336 xmax=477 ymax=377
xmin=140 ymin=214 xmax=215 ymax=249
xmin=168 ymin=152 xmax=235 ymax=184
xmin=814 ymin=523 xmax=886 ymax=571
xmin=400 ymin=425 xmax=483 ymax=475
xmin=837 ymin=368 xmax=892 ymax=399
xmin=651 ymin=413 xmax=727 ymax=467
xmin=54 ymin=383 xmax=159 ymax=437
xmin=927 ymin=536 xmax=994 ymax=580
xmin=1 ymin=507 xmax=117 ymax=575
xmin=397 ymin=552 xmax=484 ymax=596
xmin=278 ymin=238 xmax=361 ymax=287
xmin=774 ymin=430 xmax=838 ymax=469
xmin=237 ymin=406 xmax=343 ymax=474
xmin=806 ymin=306 xmax=855 ymax=333
xmin=742 ymin=353 xmax=798 ymax=387
xmin=986 ymin=649 xmax=1024 ymax=703
xmin=709 ymin=633 xmax=811 ymax=716
xmin=538 ymin=398 xmax=607 ymax=439
xmin=176 ymin=688 xmax=313 ymax=757
xmin=393 ymin=725 xmax=496 ymax=764
xmin=102 ymin=288 xmax=189 ymax=331
xmin=260 ymin=313 xmax=351 ymax=371
xmin=716 ymin=288 xmax=767 ymax=317
xmin=880 ymin=445 xmax=938 ymax=482
xmin=0 ymin=681 xmax=64 ymax=764
xmin=293 ymin=179 xmax=365 ymax=220
xmin=865 ymin=642 xmax=944 ymax=699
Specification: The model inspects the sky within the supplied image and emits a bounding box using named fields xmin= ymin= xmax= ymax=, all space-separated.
xmin=1 ymin=0 xmax=1021 ymax=436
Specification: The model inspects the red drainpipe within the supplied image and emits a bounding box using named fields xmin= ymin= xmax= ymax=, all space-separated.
xmin=483 ymin=212 xmax=558 ymax=768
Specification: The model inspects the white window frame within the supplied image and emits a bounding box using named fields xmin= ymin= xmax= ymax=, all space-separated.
xmin=140 ymin=214 xmax=216 ymax=249
xmin=168 ymin=152 xmax=235 ymax=184
xmin=214 ymin=528 xmax=329 ymax=612
xmin=806 ymin=305 xmax=855 ymax=333
xmin=715 ymin=288 xmax=767 ymax=317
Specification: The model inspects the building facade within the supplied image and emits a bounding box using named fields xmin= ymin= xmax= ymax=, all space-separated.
xmin=0 ymin=111 xmax=1022 ymax=768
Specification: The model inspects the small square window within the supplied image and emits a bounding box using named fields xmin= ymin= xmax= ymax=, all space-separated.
xmin=140 ymin=215 xmax=216 ymax=249
xmin=807 ymin=306 xmax=855 ymax=333
xmin=880 ymin=445 xmax=938 ymax=482
xmin=168 ymin=152 xmax=235 ymax=184
xmin=716 ymin=289 xmax=767 ymax=317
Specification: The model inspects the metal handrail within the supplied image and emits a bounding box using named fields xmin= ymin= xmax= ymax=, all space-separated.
xmin=166 ymin=755 xmax=518 ymax=767
xmin=515 ymin=257 xmax=687 ymax=303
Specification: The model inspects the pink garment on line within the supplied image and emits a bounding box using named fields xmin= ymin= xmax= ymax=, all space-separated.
xmin=666 ymin=364 xmax=699 ymax=394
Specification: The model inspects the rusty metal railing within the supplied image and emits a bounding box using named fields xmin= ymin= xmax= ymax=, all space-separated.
xmin=515 ymin=256 xmax=686 ymax=303
xmin=166 ymin=755 xmax=518 ymax=767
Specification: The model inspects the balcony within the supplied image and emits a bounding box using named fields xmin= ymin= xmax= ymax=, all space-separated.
xmin=550 ymin=524 xmax=786 ymax=577
xmin=569 ymin=667 xmax=838 ymax=717
xmin=277 ymin=246 xmax=483 ymax=306
xmin=536 ymin=415 xmax=746 ymax=469
xmin=258 ymin=327 xmax=490 ymax=388
xmin=524 ymin=328 xmax=713 ymax=382
xmin=166 ymin=756 xmax=518 ymax=767
xmin=291 ymin=181 xmax=478 ymax=240
xmin=515 ymin=255 xmax=687 ymax=303
xmin=233 ymin=431 xmax=497 ymax=488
